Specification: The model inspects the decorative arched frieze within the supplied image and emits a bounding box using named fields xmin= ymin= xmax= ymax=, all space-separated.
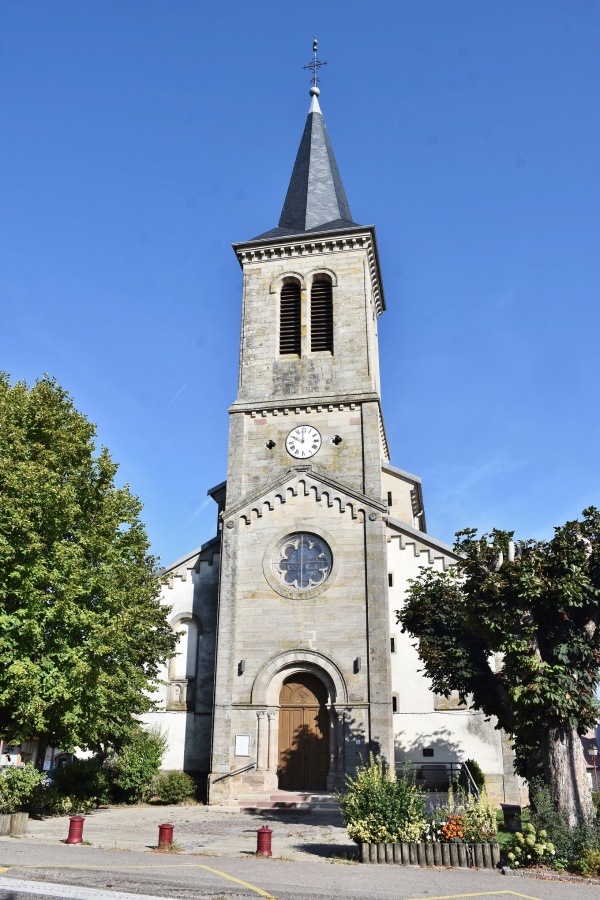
xmin=251 ymin=649 xmax=349 ymax=706
xmin=238 ymin=475 xmax=366 ymax=526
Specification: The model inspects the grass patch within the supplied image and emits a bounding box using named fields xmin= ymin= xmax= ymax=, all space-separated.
xmin=496 ymin=806 xmax=530 ymax=849
xmin=153 ymin=841 xmax=183 ymax=854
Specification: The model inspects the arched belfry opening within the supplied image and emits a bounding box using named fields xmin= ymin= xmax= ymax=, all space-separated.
xmin=279 ymin=279 xmax=301 ymax=356
xmin=310 ymin=276 xmax=333 ymax=353
xmin=278 ymin=673 xmax=330 ymax=791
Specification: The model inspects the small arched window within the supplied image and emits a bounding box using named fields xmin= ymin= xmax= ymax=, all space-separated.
xmin=310 ymin=277 xmax=333 ymax=353
xmin=171 ymin=618 xmax=199 ymax=681
xmin=279 ymin=280 xmax=301 ymax=355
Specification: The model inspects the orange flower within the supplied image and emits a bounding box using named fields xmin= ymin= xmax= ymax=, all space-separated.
xmin=441 ymin=814 xmax=465 ymax=842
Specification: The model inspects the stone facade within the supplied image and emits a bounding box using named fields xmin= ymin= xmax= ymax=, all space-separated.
xmin=144 ymin=90 xmax=521 ymax=805
xmin=206 ymin=228 xmax=393 ymax=802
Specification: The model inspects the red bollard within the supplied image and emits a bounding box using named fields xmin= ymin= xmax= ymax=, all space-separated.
xmin=256 ymin=825 xmax=272 ymax=857
xmin=66 ymin=815 xmax=85 ymax=845
xmin=158 ymin=823 xmax=174 ymax=848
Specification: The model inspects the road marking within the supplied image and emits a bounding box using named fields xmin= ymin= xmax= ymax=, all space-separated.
xmin=406 ymin=892 xmax=542 ymax=900
xmin=197 ymin=864 xmax=276 ymax=898
xmin=0 ymin=864 xmax=276 ymax=900
xmin=0 ymin=876 xmax=177 ymax=900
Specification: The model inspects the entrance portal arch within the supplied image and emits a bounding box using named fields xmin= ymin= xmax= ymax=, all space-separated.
xmin=251 ymin=651 xmax=348 ymax=792
xmin=251 ymin=649 xmax=348 ymax=707
xmin=278 ymin=673 xmax=330 ymax=791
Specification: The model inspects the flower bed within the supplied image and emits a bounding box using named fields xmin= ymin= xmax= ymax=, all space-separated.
xmin=359 ymin=840 xmax=501 ymax=867
xmin=336 ymin=755 xmax=501 ymax=868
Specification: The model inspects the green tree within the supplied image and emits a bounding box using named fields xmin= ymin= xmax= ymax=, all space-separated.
xmin=0 ymin=374 xmax=177 ymax=765
xmin=397 ymin=508 xmax=600 ymax=827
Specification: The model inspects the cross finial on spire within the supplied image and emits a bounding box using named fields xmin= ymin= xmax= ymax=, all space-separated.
xmin=303 ymin=36 xmax=327 ymax=95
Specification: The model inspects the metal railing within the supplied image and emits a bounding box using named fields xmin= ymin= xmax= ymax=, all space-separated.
xmin=397 ymin=760 xmax=480 ymax=798
xmin=211 ymin=761 xmax=257 ymax=785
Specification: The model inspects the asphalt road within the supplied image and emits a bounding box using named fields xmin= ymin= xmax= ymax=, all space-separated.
xmin=1 ymin=842 xmax=600 ymax=900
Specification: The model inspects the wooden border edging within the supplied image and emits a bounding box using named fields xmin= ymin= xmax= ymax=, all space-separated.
xmin=360 ymin=841 xmax=500 ymax=868
xmin=10 ymin=812 xmax=29 ymax=835
xmin=0 ymin=813 xmax=29 ymax=836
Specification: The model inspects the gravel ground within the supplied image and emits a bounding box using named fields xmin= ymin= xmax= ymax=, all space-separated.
xmin=6 ymin=805 xmax=356 ymax=863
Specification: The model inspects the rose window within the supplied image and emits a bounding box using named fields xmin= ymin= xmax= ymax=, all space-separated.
xmin=272 ymin=533 xmax=333 ymax=592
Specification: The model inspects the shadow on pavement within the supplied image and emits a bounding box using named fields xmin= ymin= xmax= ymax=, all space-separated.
xmin=292 ymin=842 xmax=358 ymax=861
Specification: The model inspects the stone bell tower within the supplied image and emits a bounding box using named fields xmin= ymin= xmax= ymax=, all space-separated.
xmin=208 ymin=79 xmax=394 ymax=802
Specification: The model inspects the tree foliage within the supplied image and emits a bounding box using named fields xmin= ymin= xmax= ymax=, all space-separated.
xmin=397 ymin=509 xmax=600 ymax=825
xmin=0 ymin=374 xmax=177 ymax=755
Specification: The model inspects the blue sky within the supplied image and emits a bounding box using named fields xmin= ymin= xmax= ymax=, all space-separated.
xmin=1 ymin=0 xmax=599 ymax=566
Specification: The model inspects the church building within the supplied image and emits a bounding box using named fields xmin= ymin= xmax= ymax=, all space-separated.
xmin=146 ymin=79 xmax=521 ymax=806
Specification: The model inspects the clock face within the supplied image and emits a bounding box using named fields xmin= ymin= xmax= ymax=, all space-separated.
xmin=285 ymin=425 xmax=321 ymax=459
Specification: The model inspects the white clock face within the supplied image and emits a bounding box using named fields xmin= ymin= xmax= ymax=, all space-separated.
xmin=285 ymin=425 xmax=322 ymax=459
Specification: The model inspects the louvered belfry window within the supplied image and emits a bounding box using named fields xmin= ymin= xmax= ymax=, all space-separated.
xmin=310 ymin=278 xmax=333 ymax=353
xmin=279 ymin=281 xmax=301 ymax=355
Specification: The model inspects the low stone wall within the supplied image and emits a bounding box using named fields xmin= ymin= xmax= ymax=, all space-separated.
xmin=360 ymin=841 xmax=500 ymax=868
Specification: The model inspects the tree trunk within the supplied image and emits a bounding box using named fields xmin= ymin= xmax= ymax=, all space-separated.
xmin=542 ymin=724 xmax=594 ymax=827
xmin=34 ymin=734 xmax=50 ymax=772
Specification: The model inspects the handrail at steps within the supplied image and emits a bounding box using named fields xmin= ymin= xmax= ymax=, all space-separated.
xmin=461 ymin=761 xmax=480 ymax=798
xmin=398 ymin=760 xmax=480 ymax=797
xmin=211 ymin=761 xmax=257 ymax=785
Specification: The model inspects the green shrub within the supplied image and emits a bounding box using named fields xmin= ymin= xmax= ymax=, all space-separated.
xmin=572 ymin=847 xmax=600 ymax=877
xmin=108 ymin=725 xmax=167 ymax=803
xmin=153 ymin=771 xmax=196 ymax=804
xmin=52 ymin=757 xmax=110 ymax=807
xmin=462 ymin=759 xmax=486 ymax=794
xmin=0 ymin=765 xmax=43 ymax=813
xmin=30 ymin=786 xmax=97 ymax=817
xmin=336 ymin=754 xmax=426 ymax=844
xmin=506 ymin=822 xmax=555 ymax=868
xmin=529 ymin=779 xmax=600 ymax=870
xmin=461 ymin=791 xmax=498 ymax=842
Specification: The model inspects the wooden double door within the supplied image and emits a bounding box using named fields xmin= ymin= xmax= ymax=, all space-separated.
xmin=278 ymin=673 xmax=330 ymax=792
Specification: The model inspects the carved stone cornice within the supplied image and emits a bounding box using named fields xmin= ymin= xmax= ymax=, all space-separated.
xmin=232 ymin=225 xmax=385 ymax=316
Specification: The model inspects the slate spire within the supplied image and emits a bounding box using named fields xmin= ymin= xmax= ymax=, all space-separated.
xmin=252 ymin=85 xmax=360 ymax=241
xmin=278 ymin=86 xmax=357 ymax=233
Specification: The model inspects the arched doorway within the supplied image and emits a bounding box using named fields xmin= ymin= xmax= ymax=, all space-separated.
xmin=278 ymin=673 xmax=330 ymax=791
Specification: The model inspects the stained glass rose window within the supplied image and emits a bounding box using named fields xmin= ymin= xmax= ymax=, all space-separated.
xmin=272 ymin=533 xmax=333 ymax=592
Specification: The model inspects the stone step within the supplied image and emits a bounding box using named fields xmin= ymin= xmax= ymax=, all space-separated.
xmin=238 ymin=790 xmax=340 ymax=815
xmin=241 ymin=800 xmax=312 ymax=810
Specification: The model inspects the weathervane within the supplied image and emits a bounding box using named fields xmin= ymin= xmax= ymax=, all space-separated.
xmin=303 ymin=36 xmax=327 ymax=92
